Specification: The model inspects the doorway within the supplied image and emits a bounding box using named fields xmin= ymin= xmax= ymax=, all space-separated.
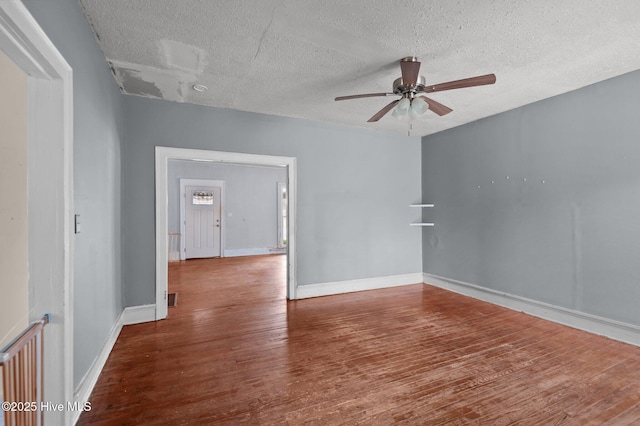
xmin=180 ymin=179 xmax=224 ymax=259
xmin=155 ymin=147 xmax=297 ymax=320
xmin=185 ymin=186 xmax=221 ymax=258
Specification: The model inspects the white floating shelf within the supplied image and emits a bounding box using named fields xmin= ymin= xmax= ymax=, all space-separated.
xmin=411 ymin=203 xmax=434 ymax=226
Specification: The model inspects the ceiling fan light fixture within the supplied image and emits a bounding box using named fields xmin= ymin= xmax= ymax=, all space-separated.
xmin=393 ymin=97 xmax=411 ymax=117
xmin=410 ymin=97 xmax=429 ymax=118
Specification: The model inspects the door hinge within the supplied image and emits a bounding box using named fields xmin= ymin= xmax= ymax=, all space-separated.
xmin=164 ymin=290 xmax=167 ymax=300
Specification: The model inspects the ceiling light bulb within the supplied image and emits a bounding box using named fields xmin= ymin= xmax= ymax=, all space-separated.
xmin=410 ymin=97 xmax=429 ymax=118
xmin=393 ymin=97 xmax=411 ymax=119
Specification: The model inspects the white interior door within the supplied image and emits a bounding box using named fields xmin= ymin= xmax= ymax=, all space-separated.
xmin=185 ymin=186 xmax=221 ymax=259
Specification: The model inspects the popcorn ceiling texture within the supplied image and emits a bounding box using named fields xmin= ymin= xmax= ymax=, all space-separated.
xmin=78 ymin=0 xmax=640 ymax=136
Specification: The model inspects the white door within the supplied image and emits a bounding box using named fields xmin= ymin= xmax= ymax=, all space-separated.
xmin=185 ymin=186 xmax=221 ymax=259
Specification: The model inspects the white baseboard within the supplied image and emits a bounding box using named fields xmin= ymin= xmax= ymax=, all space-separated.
xmin=297 ymin=273 xmax=423 ymax=299
xmin=72 ymin=311 xmax=124 ymax=424
xmin=72 ymin=304 xmax=157 ymax=424
xmin=121 ymin=304 xmax=156 ymax=325
xmin=424 ymin=273 xmax=640 ymax=347
xmin=224 ymin=248 xmax=271 ymax=257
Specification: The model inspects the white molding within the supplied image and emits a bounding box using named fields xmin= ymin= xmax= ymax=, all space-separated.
xmin=156 ymin=147 xmax=298 ymax=316
xmin=224 ymin=248 xmax=272 ymax=257
xmin=277 ymin=181 xmax=286 ymax=249
xmin=424 ymin=273 xmax=640 ymax=347
xmin=155 ymin=149 xmax=169 ymax=319
xmin=0 ymin=1 xmax=69 ymax=78
xmin=297 ymin=273 xmax=423 ymax=299
xmin=122 ymin=304 xmax=157 ymax=325
xmin=71 ymin=304 xmax=156 ymax=424
xmin=72 ymin=311 xmax=124 ymax=424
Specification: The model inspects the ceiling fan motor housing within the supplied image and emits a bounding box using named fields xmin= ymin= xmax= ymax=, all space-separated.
xmin=393 ymin=76 xmax=426 ymax=97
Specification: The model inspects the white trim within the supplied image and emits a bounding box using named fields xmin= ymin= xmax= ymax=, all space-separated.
xmin=424 ymin=273 xmax=640 ymax=347
xmin=224 ymin=248 xmax=272 ymax=257
xmin=156 ymin=147 xmax=298 ymax=320
xmin=277 ymin=182 xmax=287 ymax=249
xmin=0 ymin=1 xmax=67 ymax=78
xmin=0 ymin=2 xmax=74 ymax=423
xmin=72 ymin=311 xmax=124 ymax=425
xmin=71 ymin=304 xmax=157 ymax=424
xmin=297 ymin=273 xmax=423 ymax=299
xmin=179 ymin=178 xmax=225 ymax=260
xmin=122 ymin=304 xmax=157 ymax=325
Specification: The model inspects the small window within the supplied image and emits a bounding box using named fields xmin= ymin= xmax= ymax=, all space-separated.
xmin=192 ymin=191 xmax=214 ymax=205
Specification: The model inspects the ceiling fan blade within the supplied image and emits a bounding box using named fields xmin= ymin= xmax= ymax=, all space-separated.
xmin=335 ymin=93 xmax=394 ymax=101
xmin=417 ymin=96 xmax=453 ymax=116
xmin=400 ymin=58 xmax=420 ymax=87
xmin=425 ymin=73 xmax=496 ymax=93
xmin=367 ymin=99 xmax=400 ymax=122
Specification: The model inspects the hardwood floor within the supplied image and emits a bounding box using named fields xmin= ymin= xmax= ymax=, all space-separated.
xmin=78 ymin=255 xmax=640 ymax=425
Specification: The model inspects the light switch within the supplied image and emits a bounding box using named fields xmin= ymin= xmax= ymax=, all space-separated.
xmin=74 ymin=214 xmax=81 ymax=234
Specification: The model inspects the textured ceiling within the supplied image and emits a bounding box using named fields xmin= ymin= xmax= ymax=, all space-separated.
xmin=78 ymin=0 xmax=640 ymax=137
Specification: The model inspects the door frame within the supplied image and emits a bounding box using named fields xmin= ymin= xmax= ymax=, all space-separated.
xmin=179 ymin=178 xmax=225 ymax=260
xmin=277 ymin=181 xmax=287 ymax=249
xmin=155 ymin=147 xmax=298 ymax=320
xmin=0 ymin=0 xmax=74 ymax=421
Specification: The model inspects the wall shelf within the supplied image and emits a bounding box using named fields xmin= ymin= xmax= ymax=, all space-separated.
xmin=410 ymin=203 xmax=434 ymax=227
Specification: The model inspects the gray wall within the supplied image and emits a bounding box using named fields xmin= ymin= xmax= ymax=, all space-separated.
xmin=24 ymin=0 xmax=126 ymax=389
xmin=168 ymin=160 xmax=287 ymax=252
xmin=124 ymin=97 xmax=422 ymax=305
xmin=422 ymin=69 xmax=640 ymax=326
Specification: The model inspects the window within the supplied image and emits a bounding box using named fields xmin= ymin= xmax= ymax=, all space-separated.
xmin=192 ymin=191 xmax=213 ymax=205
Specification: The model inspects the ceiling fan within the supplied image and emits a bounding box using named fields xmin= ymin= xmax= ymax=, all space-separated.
xmin=335 ymin=57 xmax=496 ymax=122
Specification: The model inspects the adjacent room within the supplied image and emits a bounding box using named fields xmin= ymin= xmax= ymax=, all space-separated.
xmin=2 ymin=0 xmax=640 ymax=424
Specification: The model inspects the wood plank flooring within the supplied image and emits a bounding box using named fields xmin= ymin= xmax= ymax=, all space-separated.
xmin=78 ymin=255 xmax=640 ymax=425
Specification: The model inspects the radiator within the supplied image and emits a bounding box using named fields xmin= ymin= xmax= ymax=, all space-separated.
xmin=0 ymin=315 xmax=49 ymax=426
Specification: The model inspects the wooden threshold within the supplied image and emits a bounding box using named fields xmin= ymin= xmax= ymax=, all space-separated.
xmin=78 ymin=255 xmax=640 ymax=425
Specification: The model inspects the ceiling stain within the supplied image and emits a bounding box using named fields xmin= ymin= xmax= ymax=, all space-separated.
xmin=110 ymin=60 xmax=198 ymax=103
xmin=117 ymin=67 xmax=163 ymax=98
